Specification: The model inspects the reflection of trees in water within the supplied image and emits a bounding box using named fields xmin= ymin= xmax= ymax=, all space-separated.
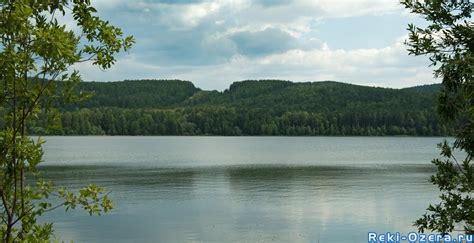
xmin=225 ymin=165 xmax=435 ymax=202
xmin=35 ymin=164 xmax=435 ymax=202
xmin=37 ymin=166 xmax=197 ymax=199
xmin=226 ymin=166 xmax=346 ymax=201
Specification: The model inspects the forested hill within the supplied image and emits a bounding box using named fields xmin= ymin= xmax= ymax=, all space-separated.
xmin=61 ymin=79 xmax=199 ymax=109
xmin=63 ymin=79 xmax=439 ymax=112
xmin=27 ymin=79 xmax=452 ymax=136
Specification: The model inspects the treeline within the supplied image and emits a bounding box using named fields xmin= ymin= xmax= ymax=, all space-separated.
xmin=26 ymin=107 xmax=453 ymax=136
xmin=18 ymin=79 xmax=457 ymax=136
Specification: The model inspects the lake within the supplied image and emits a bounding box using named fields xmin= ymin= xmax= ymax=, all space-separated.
xmin=39 ymin=136 xmax=445 ymax=242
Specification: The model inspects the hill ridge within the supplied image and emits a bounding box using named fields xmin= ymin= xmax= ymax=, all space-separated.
xmin=21 ymin=79 xmax=449 ymax=136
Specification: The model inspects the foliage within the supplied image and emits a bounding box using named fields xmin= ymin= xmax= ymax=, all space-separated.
xmin=0 ymin=0 xmax=133 ymax=242
xmin=27 ymin=106 xmax=450 ymax=136
xmin=60 ymin=79 xmax=199 ymax=109
xmin=415 ymin=141 xmax=473 ymax=234
xmin=401 ymin=0 xmax=473 ymax=234
xmin=21 ymin=80 xmax=453 ymax=136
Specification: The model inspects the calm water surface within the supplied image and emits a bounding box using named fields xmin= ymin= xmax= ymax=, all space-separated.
xmin=39 ymin=136 xmax=446 ymax=242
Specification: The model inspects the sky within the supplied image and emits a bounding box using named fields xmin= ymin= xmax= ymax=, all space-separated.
xmin=74 ymin=0 xmax=435 ymax=91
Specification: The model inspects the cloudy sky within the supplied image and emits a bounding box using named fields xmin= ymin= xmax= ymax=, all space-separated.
xmin=75 ymin=0 xmax=434 ymax=90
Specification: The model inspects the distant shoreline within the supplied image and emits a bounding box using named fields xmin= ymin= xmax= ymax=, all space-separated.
xmin=34 ymin=134 xmax=453 ymax=137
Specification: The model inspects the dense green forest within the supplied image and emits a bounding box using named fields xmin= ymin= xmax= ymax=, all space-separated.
xmin=13 ymin=79 xmax=454 ymax=136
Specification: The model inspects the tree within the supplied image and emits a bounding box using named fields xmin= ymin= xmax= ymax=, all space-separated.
xmin=401 ymin=0 xmax=473 ymax=234
xmin=0 ymin=0 xmax=134 ymax=242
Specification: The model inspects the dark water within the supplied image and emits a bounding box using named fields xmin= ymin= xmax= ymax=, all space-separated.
xmin=38 ymin=136 xmax=445 ymax=242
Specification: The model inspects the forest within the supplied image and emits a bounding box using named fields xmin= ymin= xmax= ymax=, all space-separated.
xmin=11 ymin=79 xmax=453 ymax=136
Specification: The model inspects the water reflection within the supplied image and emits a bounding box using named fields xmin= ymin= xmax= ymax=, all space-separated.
xmin=37 ymin=137 xmax=446 ymax=242
xmin=40 ymin=165 xmax=199 ymax=200
xmin=38 ymin=163 xmax=437 ymax=243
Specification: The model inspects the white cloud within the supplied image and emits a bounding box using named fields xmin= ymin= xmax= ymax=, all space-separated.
xmin=92 ymin=0 xmax=402 ymax=34
xmin=314 ymin=0 xmax=402 ymax=17
xmin=75 ymin=35 xmax=435 ymax=91
xmin=71 ymin=0 xmax=434 ymax=90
